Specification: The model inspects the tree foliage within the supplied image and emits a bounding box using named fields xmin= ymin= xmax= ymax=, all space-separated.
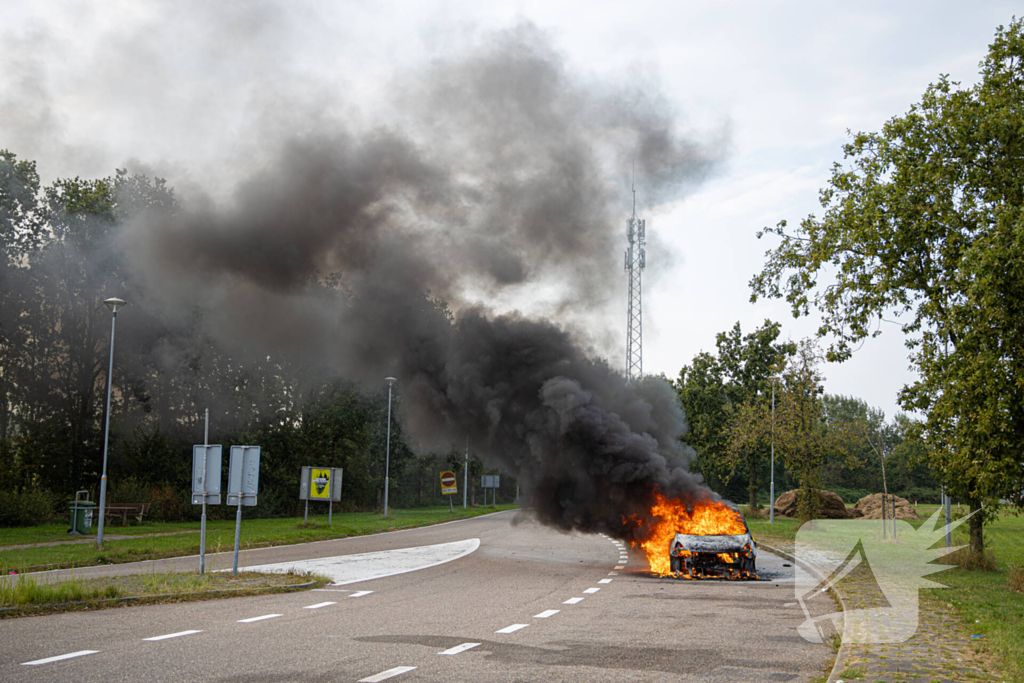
xmin=750 ymin=20 xmax=1024 ymax=549
xmin=676 ymin=320 xmax=795 ymax=507
xmin=0 ymin=151 xmax=514 ymax=521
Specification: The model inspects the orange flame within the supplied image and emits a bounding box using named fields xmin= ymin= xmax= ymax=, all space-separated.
xmin=628 ymin=493 xmax=747 ymax=575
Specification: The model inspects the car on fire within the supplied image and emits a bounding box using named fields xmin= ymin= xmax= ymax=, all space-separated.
xmin=668 ymin=507 xmax=757 ymax=579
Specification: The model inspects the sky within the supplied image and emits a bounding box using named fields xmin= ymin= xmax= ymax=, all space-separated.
xmin=2 ymin=0 xmax=1018 ymax=420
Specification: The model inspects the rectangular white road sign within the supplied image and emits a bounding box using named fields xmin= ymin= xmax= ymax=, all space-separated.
xmin=227 ymin=445 xmax=260 ymax=506
xmin=192 ymin=445 xmax=222 ymax=505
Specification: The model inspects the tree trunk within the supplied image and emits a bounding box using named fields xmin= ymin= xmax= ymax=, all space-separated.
xmin=968 ymin=499 xmax=984 ymax=554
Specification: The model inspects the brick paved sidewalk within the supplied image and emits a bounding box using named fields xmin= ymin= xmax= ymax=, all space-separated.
xmin=761 ymin=538 xmax=1003 ymax=683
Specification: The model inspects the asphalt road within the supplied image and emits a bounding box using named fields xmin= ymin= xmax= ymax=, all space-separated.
xmin=0 ymin=510 xmax=830 ymax=682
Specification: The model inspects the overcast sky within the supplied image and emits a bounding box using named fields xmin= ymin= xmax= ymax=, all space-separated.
xmin=3 ymin=1 xmax=1018 ymax=420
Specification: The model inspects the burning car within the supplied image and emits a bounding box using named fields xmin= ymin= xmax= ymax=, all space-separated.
xmin=629 ymin=493 xmax=758 ymax=579
xmin=668 ymin=515 xmax=757 ymax=579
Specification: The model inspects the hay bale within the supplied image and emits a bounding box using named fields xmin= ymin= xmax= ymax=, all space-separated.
xmin=773 ymin=488 xmax=852 ymax=519
xmin=853 ymin=493 xmax=920 ymax=520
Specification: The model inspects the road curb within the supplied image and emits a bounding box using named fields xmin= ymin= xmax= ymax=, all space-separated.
xmin=758 ymin=542 xmax=851 ymax=683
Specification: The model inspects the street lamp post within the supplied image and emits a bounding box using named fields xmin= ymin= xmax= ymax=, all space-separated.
xmin=770 ymin=381 xmax=775 ymax=525
xmin=383 ymin=377 xmax=397 ymax=518
xmin=96 ymin=297 xmax=126 ymax=546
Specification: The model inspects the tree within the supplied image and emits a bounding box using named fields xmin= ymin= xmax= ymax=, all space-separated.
xmin=675 ymin=351 xmax=730 ymax=486
xmin=0 ymin=150 xmax=43 ymax=491
xmin=676 ymin=320 xmax=795 ymax=508
xmin=750 ymin=20 xmax=1024 ymax=552
xmin=730 ymin=340 xmax=850 ymax=520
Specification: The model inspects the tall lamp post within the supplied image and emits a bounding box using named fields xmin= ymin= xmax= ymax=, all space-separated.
xmin=383 ymin=377 xmax=397 ymax=518
xmin=96 ymin=297 xmax=126 ymax=546
xmin=770 ymin=382 xmax=774 ymax=528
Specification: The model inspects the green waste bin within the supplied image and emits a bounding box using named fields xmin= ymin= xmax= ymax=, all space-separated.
xmin=68 ymin=490 xmax=96 ymax=535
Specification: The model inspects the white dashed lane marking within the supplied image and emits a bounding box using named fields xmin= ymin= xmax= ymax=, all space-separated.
xmin=609 ymin=571 xmax=618 ymax=575
xmin=614 ymin=565 xmax=625 ymax=570
xmin=21 ymin=651 xmax=99 ymax=666
xmin=495 ymin=623 xmax=529 ymax=634
xmin=143 ymin=630 xmax=202 ymax=641
xmin=237 ymin=614 xmax=282 ymax=623
xmin=349 ymin=590 xmax=374 ymax=598
xmin=534 ymin=609 xmax=560 ymax=618
xmin=304 ymin=602 xmax=336 ymax=609
xmin=438 ymin=642 xmax=481 ymax=655
xmin=563 ymin=597 xmax=584 ymax=605
xmin=359 ymin=666 xmax=417 ymax=682
xmin=599 ymin=578 xmax=613 ymax=584
xmin=583 ymin=587 xmax=601 ymax=594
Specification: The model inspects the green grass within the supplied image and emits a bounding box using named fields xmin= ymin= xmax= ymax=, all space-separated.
xmin=1 ymin=570 xmax=326 ymax=617
xmin=0 ymin=504 xmax=516 ymax=573
xmin=741 ymin=502 xmax=1024 ymax=683
xmin=0 ymin=520 xmax=202 ymax=546
xmin=742 ymin=510 xmax=802 ymax=545
xmin=922 ymin=509 xmax=1024 ymax=683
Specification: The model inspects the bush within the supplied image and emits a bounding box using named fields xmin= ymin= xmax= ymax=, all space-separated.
xmin=107 ymin=476 xmax=152 ymax=505
xmin=1009 ymin=564 xmax=1024 ymax=593
xmin=948 ymin=547 xmax=999 ymax=571
xmin=829 ymin=487 xmax=874 ymax=504
xmin=0 ymin=488 xmax=58 ymax=526
xmin=148 ymin=485 xmax=186 ymax=522
xmin=894 ymin=487 xmax=942 ymax=505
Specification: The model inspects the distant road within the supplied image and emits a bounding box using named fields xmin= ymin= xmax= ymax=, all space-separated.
xmin=0 ymin=510 xmax=829 ymax=682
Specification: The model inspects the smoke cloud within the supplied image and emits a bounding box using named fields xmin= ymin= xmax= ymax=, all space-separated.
xmin=9 ymin=13 xmax=728 ymax=539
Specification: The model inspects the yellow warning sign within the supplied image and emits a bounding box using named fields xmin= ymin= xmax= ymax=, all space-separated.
xmin=310 ymin=468 xmax=332 ymax=499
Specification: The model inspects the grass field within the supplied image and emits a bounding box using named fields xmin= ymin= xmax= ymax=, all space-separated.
xmin=0 ymin=570 xmax=327 ymax=617
xmin=743 ymin=502 xmax=1024 ymax=683
xmin=0 ymin=504 xmax=517 ymax=573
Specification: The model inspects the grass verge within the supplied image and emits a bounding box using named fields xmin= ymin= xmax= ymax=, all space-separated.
xmin=742 ymin=502 xmax=1024 ymax=683
xmin=0 ymin=504 xmax=517 ymax=573
xmin=0 ymin=570 xmax=328 ymax=618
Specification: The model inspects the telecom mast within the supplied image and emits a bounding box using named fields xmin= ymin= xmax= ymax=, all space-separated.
xmin=624 ymin=171 xmax=646 ymax=382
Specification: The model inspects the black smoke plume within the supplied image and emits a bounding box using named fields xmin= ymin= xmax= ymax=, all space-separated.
xmin=20 ymin=22 xmax=728 ymax=538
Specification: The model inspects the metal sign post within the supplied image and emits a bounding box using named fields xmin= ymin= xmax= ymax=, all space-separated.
xmin=440 ymin=471 xmax=457 ymax=512
xmin=228 ymin=445 xmax=261 ymax=576
xmin=191 ymin=441 xmax=222 ymax=574
xmin=203 ymin=410 xmax=208 ymax=572
xmin=481 ymin=475 xmax=500 ymax=507
xmin=299 ymin=466 xmax=343 ymax=524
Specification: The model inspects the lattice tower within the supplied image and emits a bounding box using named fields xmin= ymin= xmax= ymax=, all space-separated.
xmin=624 ymin=179 xmax=646 ymax=382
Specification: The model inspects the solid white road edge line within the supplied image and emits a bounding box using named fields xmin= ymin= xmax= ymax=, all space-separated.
xmin=237 ymin=613 xmax=282 ymax=623
xmin=563 ymin=597 xmax=584 ymax=604
xmin=495 ymin=623 xmax=529 ymax=634
xmin=359 ymin=665 xmax=417 ymax=682
xmin=438 ymin=642 xmax=481 ymax=655
xmin=304 ymin=602 xmax=336 ymax=609
xmin=21 ymin=651 xmax=99 ymax=666
xmin=583 ymin=587 xmax=600 ymax=594
xmin=534 ymin=609 xmax=560 ymax=618
xmin=143 ymin=630 xmax=203 ymax=641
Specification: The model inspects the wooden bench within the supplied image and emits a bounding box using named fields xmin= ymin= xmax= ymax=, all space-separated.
xmin=103 ymin=503 xmax=150 ymax=525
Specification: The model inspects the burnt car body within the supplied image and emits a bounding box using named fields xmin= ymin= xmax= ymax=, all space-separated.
xmin=668 ymin=515 xmax=757 ymax=579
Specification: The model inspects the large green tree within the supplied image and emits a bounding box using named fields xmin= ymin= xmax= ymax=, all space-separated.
xmin=676 ymin=320 xmax=795 ymax=508
xmin=750 ymin=20 xmax=1024 ymax=551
